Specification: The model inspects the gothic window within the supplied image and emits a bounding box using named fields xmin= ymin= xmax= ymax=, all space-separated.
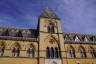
xmin=51 ymin=47 xmax=54 ymax=58
xmin=12 ymin=48 xmax=20 ymax=57
xmin=30 ymin=48 xmax=34 ymax=57
xmin=55 ymin=48 xmax=59 ymax=58
xmin=26 ymin=44 xmax=35 ymax=58
xmin=46 ymin=47 xmax=50 ymax=58
xmin=80 ymin=46 xmax=86 ymax=58
xmin=90 ymin=47 xmax=96 ymax=58
xmin=12 ymin=43 xmax=20 ymax=57
xmin=69 ymin=46 xmax=76 ymax=58
xmin=0 ymin=42 xmax=5 ymax=56
xmin=48 ymin=23 xmax=55 ymax=33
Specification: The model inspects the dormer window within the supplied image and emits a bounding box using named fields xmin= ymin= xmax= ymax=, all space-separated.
xmin=48 ymin=23 xmax=55 ymax=33
xmin=64 ymin=35 xmax=70 ymax=41
xmin=84 ymin=36 xmax=88 ymax=42
xmin=75 ymin=36 xmax=80 ymax=41
xmin=90 ymin=36 xmax=95 ymax=41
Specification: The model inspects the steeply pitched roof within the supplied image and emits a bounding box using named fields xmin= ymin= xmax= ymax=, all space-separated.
xmin=39 ymin=7 xmax=59 ymax=19
xmin=63 ymin=32 xmax=96 ymax=44
xmin=0 ymin=27 xmax=38 ymax=41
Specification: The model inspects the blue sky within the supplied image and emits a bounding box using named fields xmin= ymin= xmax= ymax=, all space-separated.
xmin=0 ymin=0 xmax=96 ymax=34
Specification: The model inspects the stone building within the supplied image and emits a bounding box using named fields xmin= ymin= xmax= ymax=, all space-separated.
xmin=0 ymin=8 xmax=96 ymax=64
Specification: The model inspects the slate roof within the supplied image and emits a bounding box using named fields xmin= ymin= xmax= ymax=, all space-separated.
xmin=63 ymin=32 xmax=96 ymax=44
xmin=0 ymin=27 xmax=38 ymax=41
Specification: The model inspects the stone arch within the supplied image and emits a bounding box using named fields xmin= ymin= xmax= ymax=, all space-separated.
xmin=27 ymin=43 xmax=35 ymax=50
xmin=44 ymin=35 xmax=58 ymax=45
xmin=45 ymin=35 xmax=61 ymax=58
xmin=89 ymin=46 xmax=96 ymax=58
xmin=12 ymin=42 xmax=21 ymax=49
xmin=67 ymin=45 xmax=76 ymax=58
xmin=78 ymin=45 xmax=86 ymax=52
xmin=78 ymin=46 xmax=87 ymax=58
xmin=67 ymin=45 xmax=75 ymax=51
xmin=47 ymin=19 xmax=57 ymax=27
xmin=89 ymin=46 xmax=95 ymax=52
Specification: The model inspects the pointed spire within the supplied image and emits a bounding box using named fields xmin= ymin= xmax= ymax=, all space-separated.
xmin=39 ymin=7 xmax=59 ymax=19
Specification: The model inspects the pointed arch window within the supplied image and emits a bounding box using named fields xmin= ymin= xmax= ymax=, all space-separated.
xmin=90 ymin=47 xmax=96 ymax=58
xmin=46 ymin=47 xmax=60 ymax=59
xmin=55 ymin=48 xmax=59 ymax=58
xmin=29 ymin=48 xmax=35 ymax=57
xmin=51 ymin=47 xmax=54 ymax=58
xmin=80 ymin=46 xmax=86 ymax=58
xmin=46 ymin=47 xmax=50 ymax=58
xmin=12 ymin=43 xmax=20 ymax=57
xmin=0 ymin=42 xmax=5 ymax=56
xmin=69 ymin=46 xmax=76 ymax=58
xmin=12 ymin=48 xmax=20 ymax=57
xmin=48 ymin=23 xmax=55 ymax=33
xmin=26 ymin=44 xmax=35 ymax=58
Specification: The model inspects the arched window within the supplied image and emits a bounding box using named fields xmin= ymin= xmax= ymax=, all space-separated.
xmin=79 ymin=46 xmax=86 ymax=58
xmin=0 ymin=42 xmax=5 ymax=56
xmin=48 ymin=23 xmax=55 ymax=33
xmin=55 ymin=48 xmax=60 ymax=58
xmin=46 ymin=47 xmax=60 ymax=59
xmin=90 ymin=47 xmax=96 ymax=58
xmin=12 ymin=43 xmax=20 ymax=57
xmin=30 ymin=48 xmax=35 ymax=57
xmin=26 ymin=44 xmax=35 ymax=58
xmin=51 ymin=47 xmax=54 ymax=58
xmin=69 ymin=46 xmax=76 ymax=58
xmin=46 ymin=47 xmax=50 ymax=58
xmin=12 ymin=48 xmax=20 ymax=57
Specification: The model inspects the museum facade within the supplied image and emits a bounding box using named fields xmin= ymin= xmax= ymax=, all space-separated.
xmin=0 ymin=8 xmax=96 ymax=64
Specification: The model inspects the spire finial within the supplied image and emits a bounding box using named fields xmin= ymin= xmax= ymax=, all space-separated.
xmin=39 ymin=7 xmax=59 ymax=19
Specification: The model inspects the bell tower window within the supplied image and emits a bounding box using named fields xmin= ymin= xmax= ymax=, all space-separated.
xmin=48 ymin=23 xmax=55 ymax=33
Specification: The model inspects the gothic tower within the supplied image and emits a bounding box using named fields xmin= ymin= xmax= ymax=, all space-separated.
xmin=38 ymin=8 xmax=66 ymax=64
